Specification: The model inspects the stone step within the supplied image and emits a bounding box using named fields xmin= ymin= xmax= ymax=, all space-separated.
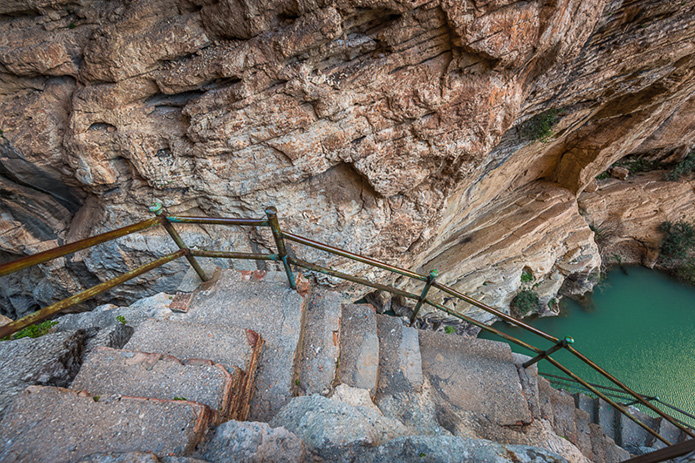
xmin=597 ymin=397 xmax=620 ymax=442
xmin=0 ymin=385 xmax=215 ymax=462
xmin=125 ymin=319 xmax=255 ymax=373
xmin=171 ymin=269 xmax=306 ymax=421
xmin=573 ymin=407 xmax=594 ymax=460
xmin=588 ymin=422 xmax=631 ymax=463
xmin=574 ymin=392 xmax=597 ymax=424
xmin=70 ymin=346 xmax=238 ymax=419
xmin=648 ymin=417 xmax=686 ymax=449
xmin=296 ymin=287 xmax=341 ymax=396
xmin=336 ymin=303 xmax=380 ymax=395
xmin=374 ymin=314 xmax=423 ymax=398
xmin=537 ymin=376 xmax=556 ymax=424
xmin=124 ymin=318 xmax=263 ymax=421
xmin=512 ymin=353 xmax=541 ymax=419
xmin=418 ymin=330 xmax=532 ymax=427
xmin=618 ymin=406 xmax=659 ymax=453
xmin=549 ymin=388 xmax=579 ymax=445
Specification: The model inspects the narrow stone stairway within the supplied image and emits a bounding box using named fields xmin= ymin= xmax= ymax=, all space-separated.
xmin=569 ymin=385 xmax=691 ymax=454
xmin=0 ymin=266 xmax=691 ymax=462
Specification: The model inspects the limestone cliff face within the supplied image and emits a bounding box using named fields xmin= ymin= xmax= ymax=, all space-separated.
xmin=1 ymin=0 xmax=694 ymax=321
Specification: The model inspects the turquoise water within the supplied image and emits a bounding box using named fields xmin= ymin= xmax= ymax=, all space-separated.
xmin=479 ymin=266 xmax=695 ymax=426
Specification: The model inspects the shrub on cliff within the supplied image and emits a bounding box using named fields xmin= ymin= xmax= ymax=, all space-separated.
xmin=659 ymin=220 xmax=695 ymax=260
xmin=665 ymin=153 xmax=695 ymax=181
xmin=522 ymin=109 xmax=559 ymax=143
xmin=511 ymin=289 xmax=539 ymax=318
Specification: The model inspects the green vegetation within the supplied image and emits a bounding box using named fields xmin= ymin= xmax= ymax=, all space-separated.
xmin=675 ymin=259 xmax=695 ymax=285
xmin=520 ymin=269 xmax=534 ymax=284
xmin=116 ymin=315 xmax=127 ymax=325
xmin=665 ymin=153 xmax=695 ymax=181
xmin=595 ymin=172 xmax=610 ymax=180
xmin=622 ymin=158 xmax=660 ymax=174
xmin=511 ymin=289 xmax=540 ymax=318
xmin=444 ymin=326 xmax=456 ymax=334
xmin=92 ymin=396 xmax=100 ymax=402
xmin=295 ymin=379 xmax=301 ymax=386
xmin=659 ymin=220 xmax=695 ymax=259
xmin=523 ymin=109 xmax=559 ymax=143
xmin=1 ymin=320 xmax=58 ymax=341
xmin=659 ymin=220 xmax=695 ymax=286
xmin=173 ymin=396 xmax=187 ymax=401
xmin=69 ymin=22 xmax=76 ymax=29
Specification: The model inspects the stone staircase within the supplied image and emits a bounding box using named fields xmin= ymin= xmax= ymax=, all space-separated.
xmin=0 ymin=267 xmax=691 ymax=462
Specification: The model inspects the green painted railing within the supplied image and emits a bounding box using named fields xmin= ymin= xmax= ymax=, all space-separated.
xmin=0 ymin=203 xmax=693 ymax=451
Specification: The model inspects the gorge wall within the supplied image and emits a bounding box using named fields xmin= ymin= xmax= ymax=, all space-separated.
xmin=1 ymin=0 xmax=695 ymax=322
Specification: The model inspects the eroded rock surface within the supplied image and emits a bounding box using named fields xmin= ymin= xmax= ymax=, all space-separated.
xmin=1 ymin=0 xmax=695 ymax=322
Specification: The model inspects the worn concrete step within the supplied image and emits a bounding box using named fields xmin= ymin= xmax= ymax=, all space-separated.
xmin=588 ymin=422 xmax=631 ymax=463
xmin=336 ymin=303 xmax=380 ymax=395
xmin=550 ymin=388 xmax=579 ymax=445
xmin=574 ymin=392 xmax=597 ymax=423
xmin=618 ymin=406 xmax=659 ymax=453
xmin=124 ymin=319 xmax=263 ymax=421
xmin=512 ymin=353 xmax=541 ymax=419
xmin=71 ymin=347 xmax=238 ymax=418
xmin=0 ymin=385 xmax=215 ymax=462
xmin=171 ymin=269 xmax=306 ymax=421
xmin=375 ymin=314 xmax=423 ymax=398
xmin=573 ymin=407 xmax=594 ymax=460
xmin=597 ymin=397 xmax=621 ymax=442
xmin=537 ymin=376 xmax=556 ymax=424
xmin=419 ymin=330 xmax=532 ymax=427
xmin=648 ymin=417 xmax=686 ymax=449
xmin=125 ymin=319 xmax=255 ymax=373
xmin=296 ymin=288 xmax=341 ymax=396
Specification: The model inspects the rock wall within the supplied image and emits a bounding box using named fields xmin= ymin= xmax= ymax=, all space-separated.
xmin=1 ymin=0 xmax=694 ymax=321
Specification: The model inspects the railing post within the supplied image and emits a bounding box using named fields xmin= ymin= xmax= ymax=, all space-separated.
xmin=265 ymin=206 xmax=296 ymax=290
xmin=523 ymin=336 xmax=574 ymax=368
xmin=150 ymin=202 xmax=208 ymax=282
xmin=410 ymin=269 xmax=438 ymax=326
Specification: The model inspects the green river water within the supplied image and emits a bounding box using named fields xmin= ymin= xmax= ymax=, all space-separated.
xmin=479 ymin=266 xmax=695 ymax=426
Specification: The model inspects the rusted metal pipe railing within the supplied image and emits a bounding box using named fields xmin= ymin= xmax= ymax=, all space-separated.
xmin=543 ymin=355 xmax=671 ymax=445
xmin=290 ymin=257 xmax=418 ymax=301
xmin=431 ymin=280 xmax=559 ymax=343
xmin=265 ymin=207 xmax=295 ymax=289
xmin=283 ymin=231 xmax=427 ymax=282
xmin=523 ymin=336 xmax=574 ymax=368
xmin=623 ymin=439 xmax=695 ymax=463
xmin=566 ymin=344 xmax=695 ymax=438
xmin=0 ymin=217 xmax=160 ymax=278
xmin=0 ymin=205 xmax=689 ymax=445
xmin=410 ymin=270 xmax=438 ymax=326
xmin=150 ymin=203 xmax=208 ymax=282
xmin=165 ymin=216 xmax=268 ymax=227
xmin=191 ymin=250 xmax=279 ymax=261
xmin=0 ymin=249 xmax=186 ymax=339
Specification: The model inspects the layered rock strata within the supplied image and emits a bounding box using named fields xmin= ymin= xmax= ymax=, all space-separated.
xmin=1 ymin=0 xmax=695 ymax=322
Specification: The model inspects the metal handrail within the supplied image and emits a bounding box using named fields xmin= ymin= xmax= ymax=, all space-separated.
xmin=0 ymin=204 xmax=692 ymax=446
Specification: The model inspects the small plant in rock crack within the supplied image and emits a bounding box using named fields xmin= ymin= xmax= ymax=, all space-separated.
xmin=173 ymin=396 xmax=187 ymax=401
xmin=116 ymin=315 xmax=127 ymax=325
xmin=444 ymin=326 xmax=456 ymax=335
